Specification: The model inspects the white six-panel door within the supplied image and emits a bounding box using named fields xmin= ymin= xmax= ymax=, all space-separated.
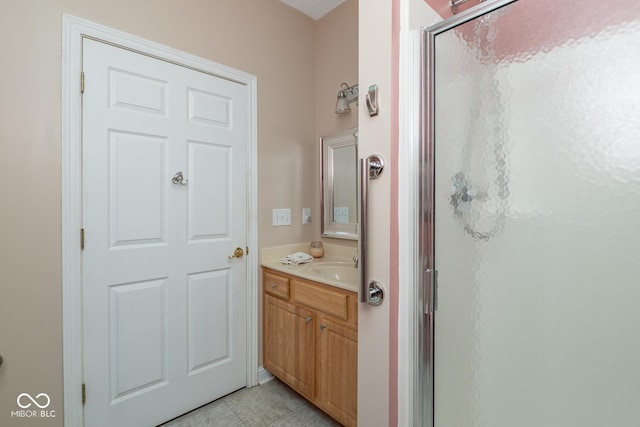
xmin=82 ymin=38 xmax=248 ymax=426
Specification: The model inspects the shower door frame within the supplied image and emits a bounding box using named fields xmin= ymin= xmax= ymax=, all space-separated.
xmin=419 ymin=1 xmax=518 ymax=426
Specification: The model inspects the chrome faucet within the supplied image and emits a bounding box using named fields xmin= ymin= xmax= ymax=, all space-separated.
xmin=353 ymin=256 xmax=359 ymax=268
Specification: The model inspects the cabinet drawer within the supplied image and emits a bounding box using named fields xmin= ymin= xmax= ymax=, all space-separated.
xmin=264 ymin=271 xmax=290 ymax=299
xmin=294 ymin=280 xmax=348 ymax=321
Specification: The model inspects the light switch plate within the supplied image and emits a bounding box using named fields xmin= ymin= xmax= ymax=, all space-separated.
xmin=272 ymin=208 xmax=291 ymax=226
xmin=302 ymin=208 xmax=311 ymax=224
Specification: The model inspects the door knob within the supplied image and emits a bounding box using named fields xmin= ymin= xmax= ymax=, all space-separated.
xmin=228 ymin=247 xmax=244 ymax=259
xmin=367 ymin=280 xmax=384 ymax=306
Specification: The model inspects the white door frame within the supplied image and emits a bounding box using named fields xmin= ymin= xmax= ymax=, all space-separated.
xmin=397 ymin=2 xmax=429 ymax=425
xmin=61 ymin=14 xmax=259 ymax=426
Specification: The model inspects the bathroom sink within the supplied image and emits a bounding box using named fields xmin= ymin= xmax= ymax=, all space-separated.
xmin=312 ymin=262 xmax=358 ymax=283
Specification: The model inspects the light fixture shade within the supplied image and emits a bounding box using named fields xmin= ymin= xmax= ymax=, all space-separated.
xmin=335 ymin=96 xmax=351 ymax=114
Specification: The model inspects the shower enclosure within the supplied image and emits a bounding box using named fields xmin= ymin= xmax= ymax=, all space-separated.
xmin=420 ymin=0 xmax=640 ymax=425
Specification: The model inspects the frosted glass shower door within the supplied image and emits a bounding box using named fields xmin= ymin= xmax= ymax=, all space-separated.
xmin=427 ymin=0 xmax=640 ymax=426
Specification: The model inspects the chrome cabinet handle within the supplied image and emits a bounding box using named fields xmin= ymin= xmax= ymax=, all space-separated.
xmin=271 ymin=283 xmax=278 ymax=288
xmin=305 ymin=316 xmax=312 ymax=323
xmin=172 ymin=171 xmax=188 ymax=185
xmin=359 ymin=155 xmax=385 ymax=306
xmin=320 ymin=324 xmax=327 ymax=330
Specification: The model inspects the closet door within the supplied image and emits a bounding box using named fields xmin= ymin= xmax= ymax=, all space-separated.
xmin=82 ymin=38 xmax=249 ymax=426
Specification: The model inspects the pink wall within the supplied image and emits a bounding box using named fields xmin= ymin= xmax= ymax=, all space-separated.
xmin=426 ymin=0 xmax=640 ymax=56
xmin=424 ymin=0 xmax=474 ymax=17
xmin=453 ymin=0 xmax=639 ymax=63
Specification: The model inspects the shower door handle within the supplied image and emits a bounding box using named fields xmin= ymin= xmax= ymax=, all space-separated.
xmin=424 ymin=268 xmax=438 ymax=315
xmin=359 ymin=154 xmax=385 ymax=306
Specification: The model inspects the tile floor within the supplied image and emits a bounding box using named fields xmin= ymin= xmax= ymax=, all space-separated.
xmin=160 ymin=378 xmax=341 ymax=427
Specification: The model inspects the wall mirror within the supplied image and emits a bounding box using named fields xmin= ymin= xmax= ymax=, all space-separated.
xmin=321 ymin=128 xmax=358 ymax=240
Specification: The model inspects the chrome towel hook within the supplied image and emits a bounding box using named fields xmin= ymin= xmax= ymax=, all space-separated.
xmin=171 ymin=171 xmax=188 ymax=185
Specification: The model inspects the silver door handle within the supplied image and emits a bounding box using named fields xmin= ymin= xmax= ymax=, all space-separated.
xmin=359 ymin=154 xmax=385 ymax=306
xmin=424 ymin=268 xmax=438 ymax=315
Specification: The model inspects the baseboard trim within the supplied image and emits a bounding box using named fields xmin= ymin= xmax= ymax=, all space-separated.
xmin=258 ymin=367 xmax=275 ymax=385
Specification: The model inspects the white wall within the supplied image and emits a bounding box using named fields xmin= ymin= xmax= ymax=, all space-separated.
xmin=396 ymin=0 xmax=440 ymax=425
xmin=358 ymin=0 xmax=393 ymax=424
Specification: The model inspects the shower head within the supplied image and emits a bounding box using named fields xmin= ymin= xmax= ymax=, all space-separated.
xmin=449 ymin=0 xmax=486 ymax=15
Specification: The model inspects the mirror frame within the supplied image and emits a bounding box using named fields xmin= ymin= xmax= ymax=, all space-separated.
xmin=320 ymin=127 xmax=359 ymax=240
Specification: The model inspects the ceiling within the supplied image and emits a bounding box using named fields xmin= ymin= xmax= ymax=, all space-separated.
xmin=280 ymin=0 xmax=347 ymax=20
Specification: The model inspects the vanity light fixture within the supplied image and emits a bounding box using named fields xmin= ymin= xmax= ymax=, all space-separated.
xmin=335 ymin=82 xmax=359 ymax=114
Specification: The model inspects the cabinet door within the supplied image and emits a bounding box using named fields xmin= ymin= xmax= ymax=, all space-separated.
xmin=317 ymin=318 xmax=358 ymax=427
xmin=264 ymin=294 xmax=315 ymax=398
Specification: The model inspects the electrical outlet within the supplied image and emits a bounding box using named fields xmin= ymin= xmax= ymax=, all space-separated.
xmin=272 ymin=209 xmax=291 ymax=226
xmin=302 ymin=208 xmax=311 ymax=224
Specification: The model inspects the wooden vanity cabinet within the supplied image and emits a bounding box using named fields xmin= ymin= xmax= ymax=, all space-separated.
xmin=317 ymin=317 xmax=358 ymax=426
xmin=263 ymin=294 xmax=316 ymax=398
xmin=263 ymin=268 xmax=358 ymax=427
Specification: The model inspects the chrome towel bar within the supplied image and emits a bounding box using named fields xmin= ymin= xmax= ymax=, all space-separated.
xmin=359 ymin=155 xmax=385 ymax=306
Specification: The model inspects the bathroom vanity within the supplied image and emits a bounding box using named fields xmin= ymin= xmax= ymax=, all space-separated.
xmin=261 ymin=247 xmax=358 ymax=427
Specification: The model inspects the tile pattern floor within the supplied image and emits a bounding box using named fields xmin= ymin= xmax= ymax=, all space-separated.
xmin=160 ymin=378 xmax=342 ymax=427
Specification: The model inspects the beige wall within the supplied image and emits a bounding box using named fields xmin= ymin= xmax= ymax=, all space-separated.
xmin=0 ymin=0 xmax=329 ymax=424
xmin=255 ymin=0 xmax=359 ymax=371
xmin=315 ymin=0 xmax=359 ymax=247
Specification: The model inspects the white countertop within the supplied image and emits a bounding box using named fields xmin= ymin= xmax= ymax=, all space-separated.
xmin=260 ymin=243 xmax=358 ymax=293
